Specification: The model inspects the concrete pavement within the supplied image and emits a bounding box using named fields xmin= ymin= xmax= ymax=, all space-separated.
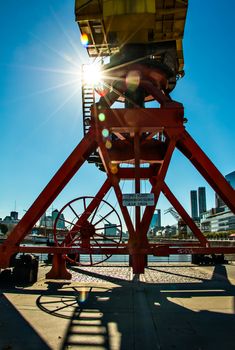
xmin=0 ymin=263 xmax=235 ymax=350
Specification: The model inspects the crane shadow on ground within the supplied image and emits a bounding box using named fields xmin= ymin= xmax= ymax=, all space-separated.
xmin=1 ymin=264 xmax=235 ymax=350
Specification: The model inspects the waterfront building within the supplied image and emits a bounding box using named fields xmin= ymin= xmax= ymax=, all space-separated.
xmin=198 ymin=187 xmax=207 ymax=217
xmin=0 ymin=211 xmax=20 ymax=234
xmin=201 ymin=171 xmax=235 ymax=232
xmin=39 ymin=214 xmax=53 ymax=228
xmin=215 ymin=170 xmax=235 ymax=209
xmin=10 ymin=211 xmax=18 ymax=220
xmin=189 ymin=187 xmax=206 ymax=220
xmin=52 ymin=210 xmax=65 ymax=229
xmin=39 ymin=210 xmax=65 ymax=229
xmin=150 ymin=210 xmax=161 ymax=229
xmin=104 ymin=223 xmax=117 ymax=236
xmin=226 ymin=170 xmax=235 ymax=188
xmin=148 ymin=210 xmax=161 ymax=235
xmin=190 ymin=190 xmax=198 ymax=220
xmin=201 ymin=208 xmax=235 ymax=232
xmin=215 ymin=193 xmax=226 ymax=210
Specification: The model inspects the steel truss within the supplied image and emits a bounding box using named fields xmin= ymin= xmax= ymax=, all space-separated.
xmin=0 ymin=65 xmax=235 ymax=279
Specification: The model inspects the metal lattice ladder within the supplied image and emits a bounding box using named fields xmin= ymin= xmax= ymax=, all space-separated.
xmin=81 ymin=64 xmax=95 ymax=135
xmin=81 ymin=65 xmax=103 ymax=168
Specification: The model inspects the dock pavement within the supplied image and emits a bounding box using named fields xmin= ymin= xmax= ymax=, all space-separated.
xmin=0 ymin=262 xmax=235 ymax=350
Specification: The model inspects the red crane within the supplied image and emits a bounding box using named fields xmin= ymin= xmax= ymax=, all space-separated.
xmin=0 ymin=0 xmax=234 ymax=279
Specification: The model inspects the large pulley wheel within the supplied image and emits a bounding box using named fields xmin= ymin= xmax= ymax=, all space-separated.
xmin=53 ymin=196 xmax=123 ymax=266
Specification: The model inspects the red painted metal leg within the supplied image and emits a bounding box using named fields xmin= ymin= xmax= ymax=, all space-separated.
xmin=134 ymin=133 xmax=141 ymax=231
xmin=46 ymin=254 xmax=72 ymax=280
xmin=0 ymin=128 xmax=97 ymax=268
xmin=131 ymin=132 xmax=146 ymax=273
xmin=162 ymin=182 xmax=208 ymax=246
xmin=97 ymin=135 xmax=147 ymax=272
xmin=177 ymin=131 xmax=235 ymax=212
xmin=131 ymin=254 xmax=146 ymax=274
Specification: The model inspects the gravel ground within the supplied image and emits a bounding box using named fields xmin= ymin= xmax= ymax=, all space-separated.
xmin=70 ymin=266 xmax=131 ymax=283
xmin=144 ymin=265 xmax=212 ymax=283
xmin=68 ymin=263 xmax=213 ymax=284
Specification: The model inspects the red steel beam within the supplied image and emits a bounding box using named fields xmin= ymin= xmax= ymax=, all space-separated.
xmin=162 ymin=182 xmax=209 ymax=246
xmin=93 ymin=107 xmax=184 ymax=134
xmin=118 ymin=167 xmax=157 ymax=179
xmin=18 ymin=245 xmax=129 ymax=254
xmin=139 ymin=80 xmax=172 ymax=106
xmin=152 ymin=246 xmax=235 ymax=256
xmin=107 ymin=139 xmax=168 ymax=163
xmin=131 ymin=132 xmax=147 ymax=273
xmin=16 ymin=245 xmax=235 ymax=255
xmin=150 ymin=241 xmax=202 ymax=247
xmin=177 ymin=130 xmax=235 ymax=213
xmin=0 ymin=128 xmax=97 ymax=267
xmin=134 ymin=132 xmax=141 ymax=232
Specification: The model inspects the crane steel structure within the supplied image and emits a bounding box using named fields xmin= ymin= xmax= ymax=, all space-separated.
xmin=0 ymin=0 xmax=235 ymax=279
xmin=164 ymin=207 xmax=187 ymax=235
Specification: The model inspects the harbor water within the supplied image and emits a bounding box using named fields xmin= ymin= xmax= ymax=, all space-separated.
xmin=31 ymin=252 xmax=191 ymax=264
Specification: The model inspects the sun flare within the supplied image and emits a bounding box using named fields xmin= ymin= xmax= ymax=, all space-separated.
xmin=82 ymin=63 xmax=103 ymax=86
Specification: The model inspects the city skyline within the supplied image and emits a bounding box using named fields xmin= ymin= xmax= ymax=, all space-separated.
xmin=0 ymin=1 xmax=235 ymax=227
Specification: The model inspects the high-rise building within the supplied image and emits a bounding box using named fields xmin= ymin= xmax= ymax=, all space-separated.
xmin=225 ymin=171 xmax=235 ymax=188
xmin=10 ymin=211 xmax=18 ymax=220
xmin=201 ymin=171 xmax=235 ymax=232
xmin=215 ymin=193 xmax=226 ymax=210
xmin=190 ymin=190 xmax=198 ymax=220
xmin=198 ymin=187 xmax=207 ymax=217
xmin=52 ymin=209 xmax=65 ymax=229
xmin=150 ymin=210 xmax=161 ymax=229
xmin=39 ymin=210 xmax=65 ymax=229
xmin=215 ymin=170 xmax=235 ymax=209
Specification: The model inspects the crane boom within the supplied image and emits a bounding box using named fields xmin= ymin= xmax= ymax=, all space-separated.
xmin=164 ymin=207 xmax=180 ymax=221
xmin=164 ymin=207 xmax=188 ymax=234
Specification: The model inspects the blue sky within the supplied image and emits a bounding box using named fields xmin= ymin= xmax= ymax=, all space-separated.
xmin=0 ymin=1 xmax=234 ymax=227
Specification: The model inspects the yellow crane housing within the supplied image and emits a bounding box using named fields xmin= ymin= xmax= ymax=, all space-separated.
xmin=75 ymin=0 xmax=188 ymax=77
